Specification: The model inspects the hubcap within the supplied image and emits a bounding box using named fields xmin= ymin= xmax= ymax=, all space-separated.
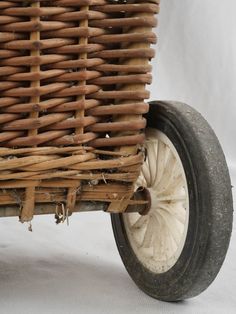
xmin=123 ymin=129 xmax=189 ymax=274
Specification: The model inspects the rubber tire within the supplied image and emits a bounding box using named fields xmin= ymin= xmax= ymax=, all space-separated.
xmin=111 ymin=101 xmax=233 ymax=301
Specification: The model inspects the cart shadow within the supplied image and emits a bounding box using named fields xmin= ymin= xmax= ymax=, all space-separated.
xmin=0 ymin=252 xmax=188 ymax=312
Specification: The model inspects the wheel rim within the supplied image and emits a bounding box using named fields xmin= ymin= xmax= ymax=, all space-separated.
xmin=123 ymin=128 xmax=189 ymax=274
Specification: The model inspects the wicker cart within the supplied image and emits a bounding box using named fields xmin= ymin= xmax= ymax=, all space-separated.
xmin=0 ymin=0 xmax=233 ymax=301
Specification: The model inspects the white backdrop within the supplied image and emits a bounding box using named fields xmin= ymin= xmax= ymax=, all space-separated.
xmin=0 ymin=1 xmax=235 ymax=313
xmin=150 ymin=0 xmax=236 ymax=183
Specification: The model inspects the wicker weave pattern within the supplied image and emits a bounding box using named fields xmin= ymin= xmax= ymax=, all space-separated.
xmin=0 ymin=0 xmax=159 ymax=220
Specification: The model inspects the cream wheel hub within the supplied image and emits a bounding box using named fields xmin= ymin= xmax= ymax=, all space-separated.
xmin=123 ymin=129 xmax=189 ymax=274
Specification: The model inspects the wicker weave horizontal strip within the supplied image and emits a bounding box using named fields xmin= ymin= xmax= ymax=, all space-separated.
xmin=0 ymin=99 xmax=98 ymax=112
xmin=91 ymin=32 xmax=157 ymax=44
xmin=0 ymin=56 xmax=104 ymax=67
xmin=0 ymin=170 xmax=139 ymax=182
xmin=93 ymin=3 xmax=159 ymax=13
xmin=0 ymin=183 xmax=136 ymax=206
xmin=0 ymin=0 xmax=106 ymax=6
xmin=1 ymin=41 xmax=103 ymax=53
xmin=1 ymin=116 xmax=98 ymax=131
xmin=94 ymin=63 xmax=152 ymax=73
xmin=0 ymin=146 xmax=128 ymax=157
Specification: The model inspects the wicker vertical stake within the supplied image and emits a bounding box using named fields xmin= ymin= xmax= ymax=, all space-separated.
xmin=20 ymin=1 xmax=40 ymax=222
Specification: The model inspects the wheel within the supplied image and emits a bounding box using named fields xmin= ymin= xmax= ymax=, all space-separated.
xmin=111 ymin=101 xmax=233 ymax=301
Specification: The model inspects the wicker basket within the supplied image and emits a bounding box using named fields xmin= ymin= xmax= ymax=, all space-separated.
xmin=0 ymin=0 xmax=159 ymax=222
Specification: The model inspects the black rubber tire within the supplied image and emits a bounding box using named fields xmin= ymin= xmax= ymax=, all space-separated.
xmin=111 ymin=101 xmax=233 ymax=301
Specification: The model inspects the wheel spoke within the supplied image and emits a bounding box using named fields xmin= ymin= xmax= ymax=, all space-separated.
xmin=159 ymin=219 xmax=169 ymax=261
xmin=156 ymin=195 xmax=186 ymax=202
xmin=131 ymin=215 xmax=148 ymax=229
xmin=158 ymin=161 xmax=183 ymax=192
xmin=162 ymin=223 xmax=173 ymax=260
xmin=141 ymin=163 xmax=151 ymax=187
xmin=152 ymin=215 xmax=165 ymax=259
xmin=152 ymin=218 xmax=168 ymax=259
xmin=157 ymin=174 xmax=183 ymax=196
xmin=158 ymin=203 xmax=186 ymax=224
xmin=141 ymin=218 xmax=154 ymax=248
xmin=155 ymin=151 xmax=177 ymax=192
xmin=154 ymin=140 xmax=166 ymax=187
xmin=165 ymin=227 xmax=177 ymax=257
xmin=157 ymin=210 xmax=182 ymax=245
xmin=153 ymin=231 xmax=163 ymax=260
xmin=146 ymin=140 xmax=158 ymax=186
xmin=136 ymin=172 xmax=147 ymax=188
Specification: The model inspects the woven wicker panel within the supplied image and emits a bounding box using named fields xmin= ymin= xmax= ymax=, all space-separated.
xmin=0 ymin=0 xmax=159 ymax=221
